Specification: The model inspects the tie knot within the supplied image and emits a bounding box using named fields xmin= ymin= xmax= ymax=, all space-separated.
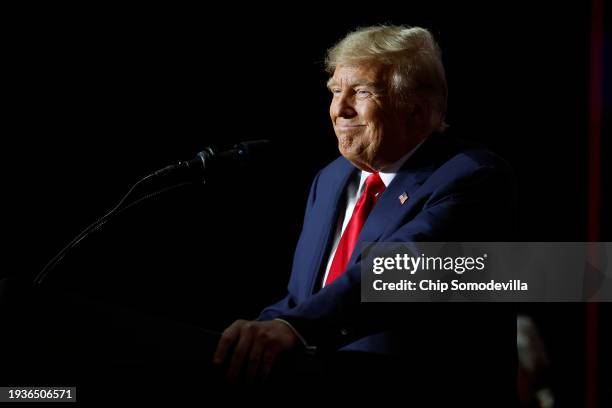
xmin=364 ymin=172 xmax=386 ymax=197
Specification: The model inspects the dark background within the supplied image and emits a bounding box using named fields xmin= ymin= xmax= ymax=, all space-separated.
xmin=3 ymin=1 xmax=610 ymax=405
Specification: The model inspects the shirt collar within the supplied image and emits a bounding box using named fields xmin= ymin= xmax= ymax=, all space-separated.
xmin=358 ymin=138 xmax=426 ymax=190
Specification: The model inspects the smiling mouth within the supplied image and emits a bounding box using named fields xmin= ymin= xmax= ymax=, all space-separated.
xmin=336 ymin=124 xmax=366 ymax=130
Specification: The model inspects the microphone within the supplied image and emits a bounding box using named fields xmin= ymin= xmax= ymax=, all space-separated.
xmin=153 ymin=140 xmax=270 ymax=178
xmin=34 ymin=139 xmax=270 ymax=285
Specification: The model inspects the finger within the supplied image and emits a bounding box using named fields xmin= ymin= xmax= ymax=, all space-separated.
xmin=258 ymin=344 xmax=280 ymax=383
xmin=213 ymin=320 xmax=244 ymax=365
xmin=245 ymin=335 xmax=266 ymax=385
xmin=227 ymin=324 xmax=254 ymax=383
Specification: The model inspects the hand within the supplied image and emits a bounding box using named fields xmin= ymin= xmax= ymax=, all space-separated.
xmin=213 ymin=319 xmax=299 ymax=384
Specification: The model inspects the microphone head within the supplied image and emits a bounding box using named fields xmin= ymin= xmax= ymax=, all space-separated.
xmin=233 ymin=140 xmax=270 ymax=163
xmin=189 ymin=140 xmax=270 ymax=175
xmin=152 ymin=140 xmax=271 ymax=180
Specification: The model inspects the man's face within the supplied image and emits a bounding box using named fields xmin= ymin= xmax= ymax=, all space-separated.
xmin=328 ymin=63 xmax=415 ymax=172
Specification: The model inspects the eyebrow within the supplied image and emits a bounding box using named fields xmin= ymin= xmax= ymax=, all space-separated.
xmin=326 ymin=78 xmax=381 ymax=90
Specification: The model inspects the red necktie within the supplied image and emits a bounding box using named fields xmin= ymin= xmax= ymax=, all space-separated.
xmin=324 ymin=172 xmax=386 ymax=287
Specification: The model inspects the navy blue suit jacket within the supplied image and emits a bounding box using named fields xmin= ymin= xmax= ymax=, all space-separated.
xmin=258 ymin=133 xmax=515 ymax=360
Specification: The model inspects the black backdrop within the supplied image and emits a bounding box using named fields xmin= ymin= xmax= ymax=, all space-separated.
xmin=3 ymin=1 xmax=610 ymax=406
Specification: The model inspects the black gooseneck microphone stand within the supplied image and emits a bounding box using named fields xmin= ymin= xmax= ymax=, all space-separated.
xmin=34 ymin=140 xmax=269 ymax=285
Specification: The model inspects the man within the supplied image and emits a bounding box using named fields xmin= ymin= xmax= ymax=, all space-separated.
xmin=213 ymin=25 xmax=516 ymax=397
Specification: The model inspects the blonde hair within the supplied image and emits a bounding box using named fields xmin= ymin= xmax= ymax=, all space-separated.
xmin=325 ymin=25 xmax=448 ymax=132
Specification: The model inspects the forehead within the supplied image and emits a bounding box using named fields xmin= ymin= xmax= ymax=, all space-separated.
xmin=329 ymin=63 xmax=390 ymax=86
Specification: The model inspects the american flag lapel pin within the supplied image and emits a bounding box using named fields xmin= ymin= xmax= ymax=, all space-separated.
xmin=398 ymin=192 xmax=408 ymax=205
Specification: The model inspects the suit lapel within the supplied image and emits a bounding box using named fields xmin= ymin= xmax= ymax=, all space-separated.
xmin=305 ymin=159 xmax=357 ymax=294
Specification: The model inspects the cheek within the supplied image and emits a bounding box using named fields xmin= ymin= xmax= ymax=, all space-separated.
xmin=362 ymin=108 xmax=385 ymax=135
xmin=360 ymin=103 xmax=382 ymax=125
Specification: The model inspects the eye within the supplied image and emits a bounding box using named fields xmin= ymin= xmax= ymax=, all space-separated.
xmin=330 ymin=87 xmax=342 ymax=95
xmin=356 ymin=89 xmax=372 ymax=97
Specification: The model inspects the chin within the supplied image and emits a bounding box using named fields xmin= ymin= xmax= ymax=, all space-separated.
xmin=337 ymin=133 xmax=355 ymax=148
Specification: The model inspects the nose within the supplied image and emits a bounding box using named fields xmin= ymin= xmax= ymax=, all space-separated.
xmin=331 ymin=91 xmax=356 ymax=119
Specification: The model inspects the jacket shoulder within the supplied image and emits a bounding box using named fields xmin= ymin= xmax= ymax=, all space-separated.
xmin=423 ymin=134 xmax=514 ymax=182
